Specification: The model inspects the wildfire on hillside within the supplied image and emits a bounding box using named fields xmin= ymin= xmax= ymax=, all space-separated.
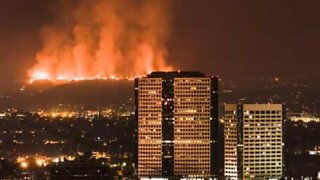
xmin=28 ymin=0 xmax=172 ymax=83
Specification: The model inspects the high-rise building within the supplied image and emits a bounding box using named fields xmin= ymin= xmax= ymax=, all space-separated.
xmin=224 ymin=104 xmax=285 ymax=179
xmin=135 ymin=71 xmax=219 ymax=179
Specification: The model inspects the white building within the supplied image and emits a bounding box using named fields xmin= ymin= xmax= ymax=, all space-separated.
xmin=288 ymin=112 xmax=320 ymax=123
xmin=224 ymin=104 xmax=284 ymax=179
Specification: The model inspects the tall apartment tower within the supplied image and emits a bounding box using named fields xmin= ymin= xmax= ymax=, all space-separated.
xmin=224 ymin=104 xmax=285 ymax=179
xmin=135 ymin=71 xmax=219 ymax=179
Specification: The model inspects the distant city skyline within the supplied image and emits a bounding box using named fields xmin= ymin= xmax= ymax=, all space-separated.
xmin=0 ymin=0 xmax=319 ymax=179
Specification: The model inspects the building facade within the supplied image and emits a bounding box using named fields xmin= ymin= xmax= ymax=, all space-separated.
xmin=135 ymin=71 xmax=218 ymax=178
xmin=224 ymin=104 xmax=285 ymax=179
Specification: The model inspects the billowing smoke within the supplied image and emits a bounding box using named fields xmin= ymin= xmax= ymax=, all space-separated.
xmin=28 ymin=0 xmax=172 ymax=82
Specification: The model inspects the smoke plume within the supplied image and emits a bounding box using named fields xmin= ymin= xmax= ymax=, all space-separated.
xmin=29 ymin=0 xmax=172 ymax=82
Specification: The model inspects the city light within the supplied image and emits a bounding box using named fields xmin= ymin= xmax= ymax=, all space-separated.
xmin=20 ymin=161 xmax=28 ymax=169
xmin=0 ymin=0 xmax=319 ymax=178
xmin=52 ymin=157 xmax=59 ymax=163
xmin=35 ymin=158 xmax=46 ymax=167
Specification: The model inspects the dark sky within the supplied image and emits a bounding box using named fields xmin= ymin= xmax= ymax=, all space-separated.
xmin=1 ymin=0 xmax=320 ymax=89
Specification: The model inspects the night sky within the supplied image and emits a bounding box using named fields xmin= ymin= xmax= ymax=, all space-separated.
xmin=1 ymin=0 xmax=320 ymax=89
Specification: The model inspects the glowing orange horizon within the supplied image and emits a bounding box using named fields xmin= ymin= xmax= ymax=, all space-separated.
xmin=29 ymin=72 xmax=145 ymax=84
xmin=29 ymin=73 xmax=145 ymax=84
xmin=28 ymin=67 xmax=173 ymax=84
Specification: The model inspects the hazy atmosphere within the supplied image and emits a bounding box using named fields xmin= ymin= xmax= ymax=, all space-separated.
xmin=1 ymin=0 xmax=320 ymax=89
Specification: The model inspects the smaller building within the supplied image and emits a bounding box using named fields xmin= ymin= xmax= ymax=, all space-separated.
xmin=223 ymin=104 xmax=285 ymax=180
xmin=288 ymin=112 xmax=320 ymax=123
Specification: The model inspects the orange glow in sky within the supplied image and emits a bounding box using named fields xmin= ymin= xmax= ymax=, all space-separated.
xmin=28 ymin=0 xmax=172 ymax=84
